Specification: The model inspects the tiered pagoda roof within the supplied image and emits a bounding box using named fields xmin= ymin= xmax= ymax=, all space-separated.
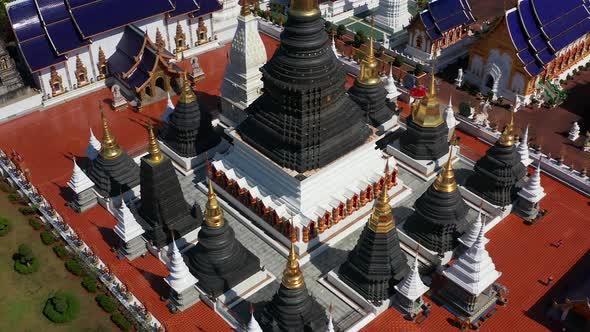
xmin=6 ymin=0 xmax=222 ymax=72
xmin=165 ymin=237 xmax=198 ymax=294
xmin=419 ymin=0 xmax=475 ymax=41
xmin=505 ymin=0 xmax=590 ymax=76
xmin=68 ymin=157 xmax=94 ymax=194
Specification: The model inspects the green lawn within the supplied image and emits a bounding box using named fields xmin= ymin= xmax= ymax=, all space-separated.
xmin=0 ymin=191 xmax=114 ymax=332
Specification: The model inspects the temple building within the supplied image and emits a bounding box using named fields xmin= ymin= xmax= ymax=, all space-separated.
xmin=220 ymin=2 xmax=267 ymax=127
xmin=374 ymin=0 xmax=411 ymax=34
xmin=259 ymin=242 xmax=328 ymax=331
xmin=404 ymin=0 xmax=475 ymax=67
xmin=137 ymin=125 xmax=201 ymax=248
xmin=6 ymin=0 xmax=233 ymax=99
xmin=86 ymin=111 xmax=140 ymax=198
xmin=464 ymin=0 xmax=590 ymax=104
xmin=404 ymin=144 xmax=470 ymax=253
xmin=466 ymin=115 xmax=527 ymax=207
xmin=339 ymin=162 xmax=409 ymax=304
xmin=348 ymin=27 xmax=397 ymax=130
xmin=184 ymin=179 xmax=260 ymax=297
xmin=0 ymin=39 xmax=25 ymax=104
xmin=399 ymin=67 xmax=449 ymax=161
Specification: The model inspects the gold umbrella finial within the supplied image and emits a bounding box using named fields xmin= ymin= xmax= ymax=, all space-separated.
xmin=289 ymin=0 xmax=320 ymax=17
xmin=368 ymin=161 xmax=395 ymax=233
xmin=241 ymin=0 xmax=251 ymax=16
xmin=433 ymin=138 xmax=458 ymax=193
xmin=498 ymin=111 xmax=516 ymax=147
xmin=282 ymin=241 xmax=305 ymax=289
xmin=179 ymin=74 xmax=197 ymax=104
xmin=99 ymin=108 xmax=122 ymax=160
xmin=147 ymin=123 xmax=163 ymax=163
xmin=204 ymin=178 xmax=224 ymax=228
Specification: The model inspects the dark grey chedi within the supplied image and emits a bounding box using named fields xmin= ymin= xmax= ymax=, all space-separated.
xmin=237 ymin=0 xmax=371 ymax=173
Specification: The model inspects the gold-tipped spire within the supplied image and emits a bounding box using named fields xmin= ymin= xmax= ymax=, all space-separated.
xmin=367 ymin=161 xmax=395 ymax=234
xmin=178 ymin=73 xmax=197 ymax=104
xmin=498 ymin=111 xmax=515 ymax=147
xmin=99 ymin=107 xmax=122 ymax=160
xmin=147 ymin=124 xmax=163 ymax=163
xmin=240 ymin=0 xmax=251 ymax=16
xmin=356 ymin=17 xmax=380 ymax=86
xmin=204 ymin=178 xmax=224 ymax=228
xmin=433 ymin=137 xmax=458 ymax=193
xmin=411 ymin=62 xmax=444 ymax=128
xmin=282 ymin=241 xmax=305 ymax=289
xmin=289 ymin=0 xmax=320 ymax=17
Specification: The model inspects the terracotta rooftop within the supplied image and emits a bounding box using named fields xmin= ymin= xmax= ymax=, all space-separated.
xmin=1 ymin=32 xmax=589 ymax=332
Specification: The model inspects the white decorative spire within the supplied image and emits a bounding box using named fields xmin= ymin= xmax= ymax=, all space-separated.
xmin=85 ymin=128 xmax=101 ymax=160
xmin=385 ymin=65 xmax=400 ymax=101
xmin=444 ymin=95 xmax=457 ymax=131
xmin=395 ymin=253 xmax=429 ymax=301
xmin=247 ymin=306 xmax=263 ymax=332
xmin=164 ymin=238 xmax=198 ymax=293
xmin=326 ymin=314 xmax=335 ymax=332
xmin=443 ymin=223 xmax=502 ymax=295
xmin=568 ymin=121 xmax=580 ymax=141
xmin=517 ymin=125 xmax=532 ymax=166
xmin=113 ymin=199 xmax=145 ymax=243
xmin=458 ymin=206 xmax=489 ymax=248
xmin=374 ymin=0 xmax=412 ymax=33
xmin=332 ymin=34 xmax=339 ymax=57
xmin=161 ymin=92 xmax=174 ymax=123
xmin=518 ymin=158 xmax=546 ymax=204
xmin=67 ymin=157 xmax=95 ymax=194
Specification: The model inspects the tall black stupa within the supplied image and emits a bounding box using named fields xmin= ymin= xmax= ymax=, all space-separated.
xmin=184 ymin=179 xmax=260 ymax=297
xmin=160 ymin=78 xmax=220 ymax=157
xmin=399 ymin=66 xmax=449 ymax=160
xmin=138 ymin=125 xmax=201 ymax=247
xmin=466 ymin=115 xmax=527 ymax=206
xmin=338 ymin=162 xmax=409 ymax=304
xmin=259 ymin=241 xmax=327 ymax=331
xmin=348 ymin=26 xmax=393 ymax=128
xmin=238 ymin=0 xmax=371 ymax=173
xmin=404 ymin=143 xmax=470 ymax=253
xmin=86 ymin=111 xmax=140 ymax=197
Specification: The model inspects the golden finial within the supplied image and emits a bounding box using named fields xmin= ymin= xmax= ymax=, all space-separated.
xmin=204 ymin=178 xmax=224 ymax=228
xmin=241 ymin=0 xmax=251 ymax=16
xmin=99 ymin=107 xmax=122 ymax=160
xmin=498 ymin=111 xmax=515 ymax=147
xmin=367 ymin=161 xmax=395 ymax=234
xmin=282 ymin=241 xmax=305 ymax=289
xmin=289 ymin=0 xmax=320 ymax=17
xmin=428 ymin=60 xmax=436 ymax=98
xmin=433 ymin=137 xmax=458 ymax=193
xmin=147 ymin=123 xmax=163 ymax=163
xmin=356 ymin=17 xmax=380 ymax=86
xmin=179 ymin=73 xmax=197 ymax=104
xmin=412 ymin=61 xmax=444 ymax=128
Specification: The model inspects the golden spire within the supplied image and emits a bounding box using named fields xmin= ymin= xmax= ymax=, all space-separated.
xmin=178 ymin=73 xmax=197 ymax=104
xmin=411 ymin=62 xmax=444 ymax=128
xmin=146 ymin=123 xmax=163 ymax=163
xmin=241 ymin=0 xmax=251 ymax=16
xmin=204 ymin=179 xmax=224 ymax=228
xmin=99 ymin=107 xmax=122 ymax=160
xmin=367 ymin=161 xmax=395 ymax=234
xmin=282 ymin=241 xmax=305 ymax=289
xmin=289 ymin=0 xmax=320 ymax=17
xmin=356 ymin=17 xmax=380 ymax=86
xmin=433 ymin=138 xmax=458 ymax=193
xmin=498 ymin=111 xmax=515 ymax=147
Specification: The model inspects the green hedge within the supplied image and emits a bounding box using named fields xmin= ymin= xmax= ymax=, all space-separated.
xmin=40 ymin=231 xmax=57 ymax=245
xmin=13 ymin=244 xmax=39 ymax=274
xmin=95 ymin=294 xmax=117 ymax=313
xmin=29 ymin=218 xmax=42 ymax=230
xmin=81 ymin=276 xmax=98 ymax=293
xmin=111 ymin=312 xmax=131 ymax=331
xmin=0 ymin=216 xmax=11 ymax=236
xmin=43 ymin=292 xmax=80 ymax=323
xmin=18 ymin=206 xmax=36 ymax=215
xmin=0 ymin=181 xmax=15 ymax=193
xmin=65 ymin=259 xmax=83 ymax=276
xmin=53 ymin=245 xmax=68 ymax=258
xmin=7 ymin=193 xmax=22 ymax=202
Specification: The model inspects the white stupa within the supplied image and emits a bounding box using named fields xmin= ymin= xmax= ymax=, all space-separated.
xmin=85 ymin=128 xmax=101 ymax=160
xmin=517 ymin=125 xmax=533 ymax=166
xmin=113 ymin=199 xmax=145 ymax=243
xmin=247 ymin=307 xmax=263 ymax=332
xmin=384 ymin=65 xmax=400 ymax=102
xmin=444 ymin=95 xmax=457 ymax=139
xmin=458 ymin=206 xmax=489 ymax=248
xmin=395 ymin=254 xmax=429 ymax=302
xmin=67 ymin=157 xmax=95 ymax=194
xmin=164 ymin=238 xmax=198 ymax=293
xmin=374 ymin=0 xmax=412 ymax=33
xmin=443 ymin=223 xmax=502 ymax=295
xmin=518 ymin=158 xmax=545 ymax=204
xmin=160 ymin=92 xmax=175 ymax=123
xmin=331 ymin=34 xmax=339 ymax=57
xmin=568 ymin=121 xmax=580 ymax=141
xmin=326 ymin=313 xmax=335 ymax=332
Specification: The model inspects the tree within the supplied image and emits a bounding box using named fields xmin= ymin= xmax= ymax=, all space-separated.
xmin=336 ymin=24 xmax=347 ymax=38
xmin=353 ymin=30 xmax=367 ymax=48
xmin=17 ymin=244 xmax=34 ymax=265
xmin=393 ymin=55 xmax=405 ymax=67
xmin=414 ymin=63 xmax=424 ymax=76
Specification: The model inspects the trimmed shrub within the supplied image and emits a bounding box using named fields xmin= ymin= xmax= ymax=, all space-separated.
xmin=29 ymin=218 xmax=42 ymax=230
xmin=43 ymin=292 xmax=80 ymax=323
xmin=95 ymin=294 xmax=117 ymax=313
xmin=0 ymin=217 xmax=11 ymax=236
xmin=81 ymin=276 xmax=98 ymax=293
xmin=393 ymin=55 xmax=404 ymax=67
xmin=353 ymin=30 xmax=367 ymax=47
xmin=111 ymin=312 xmax=132 ymax=331
xmin=18 ymin=206 xmax=36 ymax=215
xmin=414 ymin=63 xmax=424 ymax=76
xmin=0 ymin=181 xmax=15 ymax=193
xmin=13 ymin=244 xmax=40 ymax=274
xmin=7 ymin=193 xmax=22 ymax=203
xmin=459 ymin=102 xmax=472 ymax=117
xmin=336 ymin=24 xmax=346 ymax=38
xmin=65 ymin=259 xmax=83 ymax=276
xmin=40 ymin=231 xmax=57 ymax=245
xmin=53 ymin=245 xmax=68 ymax=258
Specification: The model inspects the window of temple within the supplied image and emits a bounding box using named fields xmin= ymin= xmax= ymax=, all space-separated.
xmin=49 ymin=66 xmax=64 ymax=96
xmin=416 ymin=35 xmax=423 ymax=49
xmin=197 ymin=17 xmax=208 ymax=45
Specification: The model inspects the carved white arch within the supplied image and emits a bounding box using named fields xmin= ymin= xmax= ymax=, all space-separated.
xmin=482 ymin=62 xmax=502 ymax=93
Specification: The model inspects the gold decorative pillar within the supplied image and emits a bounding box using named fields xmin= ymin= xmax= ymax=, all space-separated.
xmin=174 ymin=22 xmax=186 ymax=53
xmin=97 ymin=47 xmax=107 ymax=80
xmin=156 ymin=28 xmax=166 ymax=49
xmin=75 ymin=55 xmax=88 ymax=87
xmin=197 ymin=17 xmax=208 ymax=45
xmin=49 ymin=66 xmax=64 ymax=96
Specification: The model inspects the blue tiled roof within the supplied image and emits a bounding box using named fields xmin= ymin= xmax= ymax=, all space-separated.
xmin=8 ymin=0 xmax=44 ymax=42
xmin=418 ymin=0 xmax=475 ymax=41
xmin=46 ymin=19 xmax=90 ymax=54
xmin=20 ymin=35 xmax=67 ymax=72
xmin=170 ymin=0 xmax=199 ymax=17
xmin=195 ymin=0 xmax=223 ymax=17
xmin=506 ymin=0 xmax=590 ymax=76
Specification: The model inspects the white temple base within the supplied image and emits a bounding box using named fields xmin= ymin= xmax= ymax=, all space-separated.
xmin=119 ymin=235 xmax=147 ymax=261
xmin=159 ymin=139 xmax=230 ymax=175
xmin=111 ymin=98 xmax=127 ymax=110
xmin=170 ymin=285 xmax=200 ymax=312
xmin=216 ymin=270 xmax=275 ymax=308
xmin=458 ymin=186 xmax=512 ymax=230
xmin=387 ymin=140 xmax=460 ymax=181
xmin=377 ymin=116 xmax=400 ymax=133
xmin=521 ymin=157 xmax=534 ymax=167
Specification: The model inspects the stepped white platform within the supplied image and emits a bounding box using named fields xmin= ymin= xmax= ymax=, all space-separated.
xmin=386 ymin=139 xmax=460 ymax=181
xmin=159 ymin=139 xmax=230 ymax=175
